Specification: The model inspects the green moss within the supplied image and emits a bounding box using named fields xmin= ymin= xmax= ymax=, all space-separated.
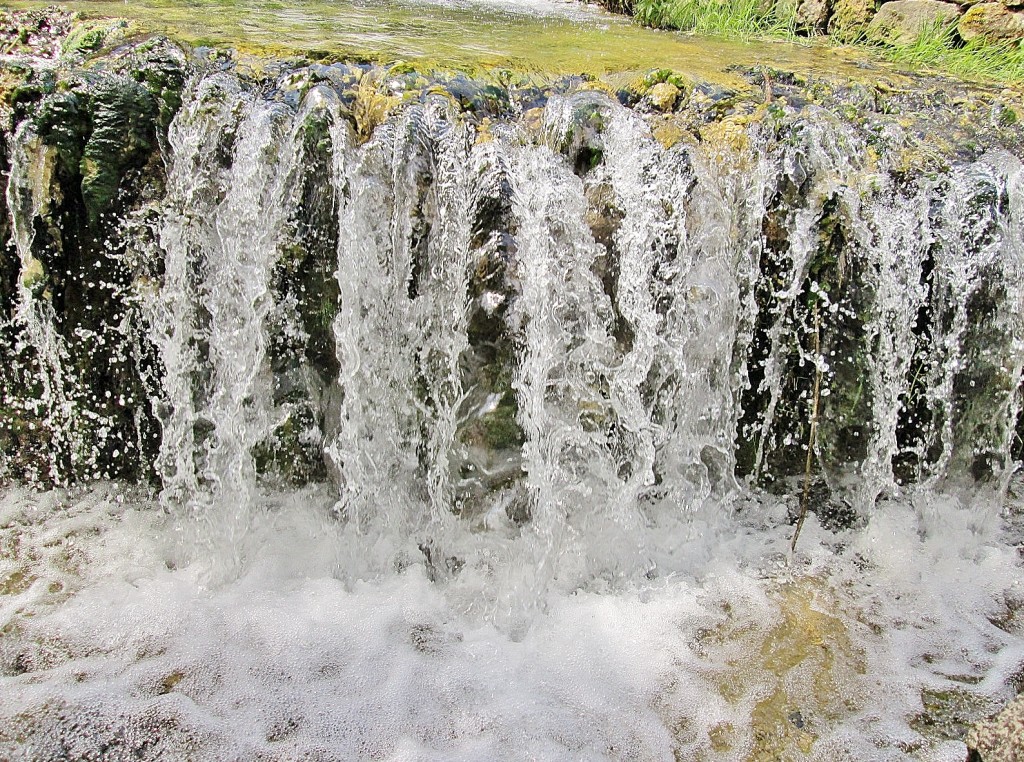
xmin=31 ymin=90 xmax=87 ymax=173
xmin=19 ymin=256 xmax=45 ymax=295
xmin=79 ymin=76 xmax=158 ymax=225
xmin=27 ymin=33 xmax=185 ymax=227
xmin=644 ymin=68 xmax=691 ymax=90
xmin=61 ymin=23 xmax=107 ymax=55
xmin=463 ymin=393 xmax=526 ymax=452
xmin=252 ymin=406 xmax=326 ymax=485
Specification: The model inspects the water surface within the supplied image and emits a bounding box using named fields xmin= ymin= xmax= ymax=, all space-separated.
xmin=10 ymin=0 xmax=889 ymax=83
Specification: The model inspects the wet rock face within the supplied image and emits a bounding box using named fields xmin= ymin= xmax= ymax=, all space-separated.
xmin=1 ymin=11 xmax=1024 ymax=531
xmin=0 ymin=11 xmax=188 ymax=484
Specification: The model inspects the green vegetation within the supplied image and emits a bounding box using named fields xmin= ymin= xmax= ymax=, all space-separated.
xmin=634 ymin=0 xmax=797 ymax=39
xmin=631 ymin=0 xmax=1024 ymax=83
xmin=883 ymin=22 xmax=1024 ymax=82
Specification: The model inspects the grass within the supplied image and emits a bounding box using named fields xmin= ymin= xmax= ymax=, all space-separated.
xmin=882 ymin=22 xmax=1024 ymax=82
xmin=633 ymin=0 xmax=798 ymax=39
xmin=631 ymin=0 xmax=1024 ymax=83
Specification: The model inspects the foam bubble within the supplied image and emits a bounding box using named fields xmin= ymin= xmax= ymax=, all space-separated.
xmin=1 ymin=482 xmax=1021 ymax=759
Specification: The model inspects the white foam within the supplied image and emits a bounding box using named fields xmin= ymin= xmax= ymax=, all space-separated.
xmin=0 ymin=482 xmax=1020 ymax=759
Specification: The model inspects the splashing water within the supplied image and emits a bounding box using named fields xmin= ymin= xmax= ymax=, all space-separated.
xmin=2 ymin=66 xmax=1023 ymax=760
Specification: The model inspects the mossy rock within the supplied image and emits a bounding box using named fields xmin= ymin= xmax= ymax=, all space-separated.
xmin=865 ymin=0 xmax=961 ymax=46
xmin=0 ymin=34 xmax=187 ymax=484
xmin=958 ymin=2 xmax=1024 ymax=41
xmin=549 ymin=93 xmax=610 ymax=176
xmin=910 ymin=687 xmax=1001 ymax=742
xmin=829 ymin=0 xmax=879 ymax=40
xmin=60 ymin=20 xmax=134 ymax=59
xmin=79 ymin=76 xmax=158 ymax=225
xmin=253 ymin=405 xmax=328 ymax=485
xmin=29 ymin=36 xmax=186 ymax=226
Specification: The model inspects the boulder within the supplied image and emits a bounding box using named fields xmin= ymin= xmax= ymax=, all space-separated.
xmin=647 ymin=81 xmax=680 ymax=111
xmin=958 ymin=2 xmax=1024 ymax=40
xmin=865 ymin=0 xmax=961 ymax=45
xmin=795 ymin=0 xmax=832 ymax=32
xmin=966 ymin=693 xmax=1024 ymax=762
xmin=597 ymin=0 xmax=634 ymax=12
xmin=830 ymin=0 xmax=878 ymax=39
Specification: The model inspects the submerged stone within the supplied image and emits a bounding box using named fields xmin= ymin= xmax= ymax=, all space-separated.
xmin=646 ymin=81 xmax=681 ymax=112
xmin=967 ymin=693 xmax=1024 ymax=762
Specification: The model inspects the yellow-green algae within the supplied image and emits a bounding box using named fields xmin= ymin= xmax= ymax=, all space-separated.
xmin=673 ymin=577 xmax=868 ymax=761
xmin=6 ymin=0 xmax=917 ymax=87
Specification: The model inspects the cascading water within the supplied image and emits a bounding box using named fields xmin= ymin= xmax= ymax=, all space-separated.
xmin=2 ymin=48 xmax=1024 ymax=761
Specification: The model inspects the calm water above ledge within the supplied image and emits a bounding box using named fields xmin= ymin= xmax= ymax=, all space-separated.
xmin=7 ymin=0 xmax=909 ymax=85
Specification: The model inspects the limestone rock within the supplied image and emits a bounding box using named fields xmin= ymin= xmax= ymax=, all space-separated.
xmin=647 ymin=81 xmax=680 ymax=111
xmin=865 ymin=0 xmax=961 ymax=45
xmin=830 ymin=0 xmax=878 ymax=39
xmin=796 ymin=0 xmax=832 ymax=32
xmin=966 ymin=693 xmax=1024 ymax=762
xmin=958 ymin=2 xmax=1024 ymax=40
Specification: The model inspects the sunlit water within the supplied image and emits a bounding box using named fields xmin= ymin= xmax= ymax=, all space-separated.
xmin=6 ymin=0 xmax=888 ymax=80
xmin=1 ymin=62 xmax=1023 ymax=759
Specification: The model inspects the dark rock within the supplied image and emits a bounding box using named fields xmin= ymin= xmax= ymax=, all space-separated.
xmin=0 ymin=29 xmax=187 ymax=484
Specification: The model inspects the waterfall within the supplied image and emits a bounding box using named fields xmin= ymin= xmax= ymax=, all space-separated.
xmin=148 ymin=73 xmax=305 ymax=559
xmin=328 ymin=98 xmax=475 ymax=543
xmin=3 ymin=65 xmax=1023 ymax=585
xmin=5 ymin=126 xmax=79 ymax=484
xmin=4 ymin=45 xmax=1024 ymax=762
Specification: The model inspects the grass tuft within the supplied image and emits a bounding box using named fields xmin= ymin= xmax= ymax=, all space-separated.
xmin=633 ymin=0 xmax=798 ymax=39
xmin=630 ymin=0 xmax=1024 ymax=83
xmin=881 ymin=22 xmax=1024 ymax=82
